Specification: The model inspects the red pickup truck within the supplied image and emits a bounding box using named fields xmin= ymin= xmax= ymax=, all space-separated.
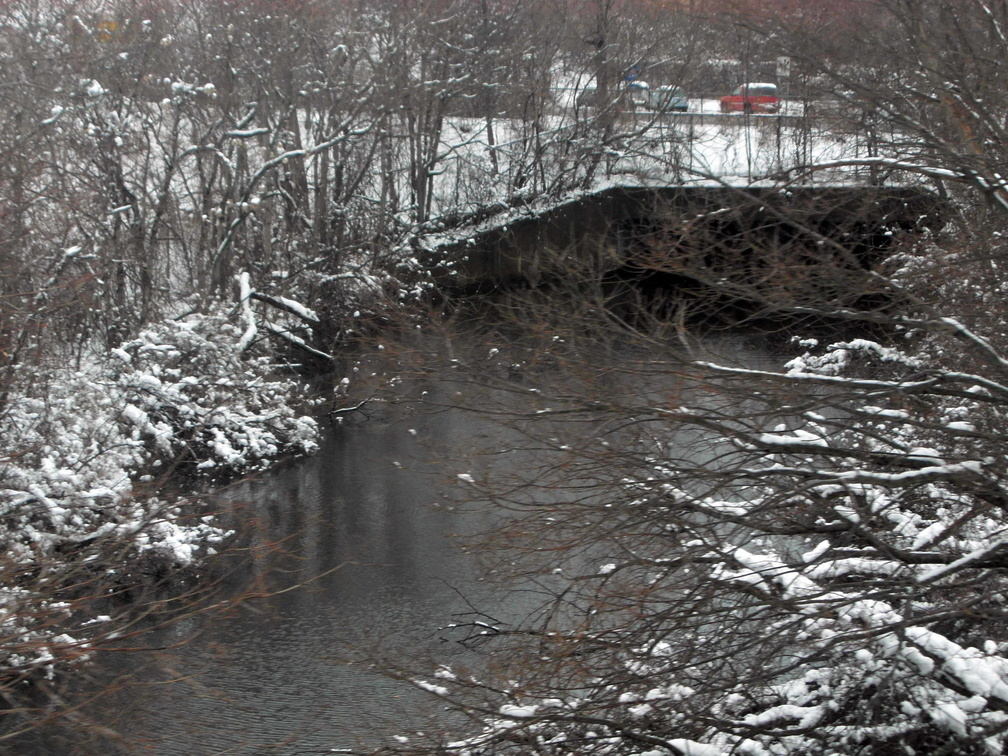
xmin=719 ymin=83 xmax=780 ymax=114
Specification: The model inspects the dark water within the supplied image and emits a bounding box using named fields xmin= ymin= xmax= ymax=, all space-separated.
xmin=47 ymin=332 xmax=779 ymax=755
xmin=88 ymin=392 xmax=524 ymax=755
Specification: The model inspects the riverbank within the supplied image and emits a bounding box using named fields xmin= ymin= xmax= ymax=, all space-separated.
xmin=0 ymin=303 xmax=324 ymax=736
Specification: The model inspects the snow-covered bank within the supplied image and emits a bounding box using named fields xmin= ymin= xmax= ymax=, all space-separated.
xmin=0 ymin=306 xmax=321 ymax=692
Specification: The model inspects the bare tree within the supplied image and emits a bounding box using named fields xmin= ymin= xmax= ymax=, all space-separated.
xmin=357 ymin=3 xmax=1008 ymax=754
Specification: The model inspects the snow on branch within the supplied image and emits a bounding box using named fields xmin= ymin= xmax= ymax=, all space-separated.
xmin=234 ymin=272 xmax=332 ymax=362
xmin=916 ymin=539 xmax=1008 ymax=584
xmin=902 ymin=626 xmax=1008 ymax=706
xmin=773 ymin=156 xmax=966 ymax=184
xmin=236 ymin=272 xmax=257 ymax=353
xmin=249 ymin=291 xmax=319 ymax=324
xmin=224 ymin=128 xmax=270 ymax=139
xmin=263 ymin=322 xmax=333 ymax=362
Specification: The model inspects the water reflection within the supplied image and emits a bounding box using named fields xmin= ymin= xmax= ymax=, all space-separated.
xmin=75 ymin=331 xmax=779 ymax=755
xmin=102 ymin=398 xmax=510 ymax=754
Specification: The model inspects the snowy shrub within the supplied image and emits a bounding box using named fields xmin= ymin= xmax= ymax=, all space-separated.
xmin=0 ymin=307 xmax=320 ymax=686
xmin=110 ymin=311 xmax=320 ymax=473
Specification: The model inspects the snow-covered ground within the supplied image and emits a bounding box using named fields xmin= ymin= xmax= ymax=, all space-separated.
xmin=412 ymin=105 xmax=877 ymax=259
xmin=422 ymin=91 xmax=880 ymax=227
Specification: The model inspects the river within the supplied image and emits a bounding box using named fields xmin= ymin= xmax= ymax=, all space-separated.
xmin=104 ymin=381 xmax=525 ymax=754
xmin=43 ymin=329 xmax=780 ymax=755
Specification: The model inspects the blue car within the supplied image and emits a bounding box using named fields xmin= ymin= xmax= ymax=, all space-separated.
xmin=647 ymin=85 xmax=689 ymax=112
